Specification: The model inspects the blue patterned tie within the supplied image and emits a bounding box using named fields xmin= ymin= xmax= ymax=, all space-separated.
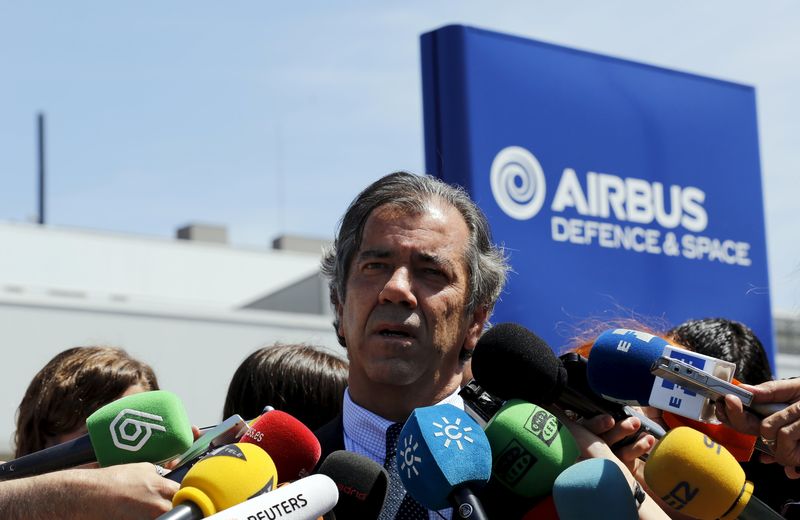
xmin=380 ymin=422 xmax=428 ymax=520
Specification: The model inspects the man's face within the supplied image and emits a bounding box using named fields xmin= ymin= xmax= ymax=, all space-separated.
xmin=337 ymin=201 xmax=487 ymax=393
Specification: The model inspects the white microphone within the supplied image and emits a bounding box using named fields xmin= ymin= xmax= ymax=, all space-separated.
xmin=206 ymin=474 xmax=338 ymax=520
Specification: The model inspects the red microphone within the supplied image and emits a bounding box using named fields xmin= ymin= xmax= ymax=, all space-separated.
xmin=240 ymin=410 xmax=322 ymax=482
xmin=522 ymin=495 xmax=559 ymax=519
xmin=661 ymin=412 xmax=756 ymax=462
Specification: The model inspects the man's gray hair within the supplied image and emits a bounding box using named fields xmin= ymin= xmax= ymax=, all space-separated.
xmin=321 ymin=171 xmax=509 ymax=346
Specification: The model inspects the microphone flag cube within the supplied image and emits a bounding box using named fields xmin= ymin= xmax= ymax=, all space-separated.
xmin=397 ymin=403 xmax=491 ymax=510
xmin=86 ymin=390 xmax=193 ymax=467
xmin=484 ymin=399 xmax=579 ymax=498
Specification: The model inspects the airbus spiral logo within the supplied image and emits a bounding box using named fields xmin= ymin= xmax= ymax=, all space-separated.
xmin=490 ymin=146 xmax=546 ymax=220
xmin=109 ymin=408 xmax=167 ymax=452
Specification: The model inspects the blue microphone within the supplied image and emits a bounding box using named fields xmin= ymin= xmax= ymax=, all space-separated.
xmin=397 ymin=404 xmax=491 ymax=519
xmin=586 ymin=328 xmax=670 ymax=406
xmin=553 ymin=458 xmax=640 ymax=520
xmin=586 ymin=328 xmax=745 ymax=422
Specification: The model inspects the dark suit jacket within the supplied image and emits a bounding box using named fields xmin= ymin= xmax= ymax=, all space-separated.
xmin=314 ymin=413 xmax=345 ymax=464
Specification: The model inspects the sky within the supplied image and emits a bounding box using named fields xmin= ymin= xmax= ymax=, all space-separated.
xmin=2 ymin=1 xmax=799 ymax=311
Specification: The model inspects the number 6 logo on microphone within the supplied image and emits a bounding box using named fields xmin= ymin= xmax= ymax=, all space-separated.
xmin=109 ymin=408 xmax=167 ymax=451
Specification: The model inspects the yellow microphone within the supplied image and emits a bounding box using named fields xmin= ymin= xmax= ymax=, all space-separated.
xmin=158 ymin=443 xmax=278 ymax=519
xmin=644 ymin=426 xmax=781 ymax=520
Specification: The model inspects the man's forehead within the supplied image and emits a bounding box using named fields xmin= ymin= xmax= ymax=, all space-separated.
xmin=354 ymin=201 xmax=469 ymax=260
xmin=368 ymin=199 xmax=465 ymax=224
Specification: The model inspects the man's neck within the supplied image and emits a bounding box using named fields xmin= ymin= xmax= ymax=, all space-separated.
xmin=348 ymin=379 xmax=461 ymax=422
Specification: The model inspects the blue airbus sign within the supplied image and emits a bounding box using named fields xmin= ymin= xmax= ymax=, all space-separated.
xmin=420 ymin=25 xmax=774 ymax=362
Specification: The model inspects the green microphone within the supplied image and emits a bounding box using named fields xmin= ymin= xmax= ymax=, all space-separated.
xmin=484 ymin=399 xmax=580 ymax=498
xmin=0 ymin=390 xmax=193 ymax=479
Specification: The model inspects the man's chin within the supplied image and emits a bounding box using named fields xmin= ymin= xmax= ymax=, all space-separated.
xmin=364 ymin=361 xmax=424 ymax=387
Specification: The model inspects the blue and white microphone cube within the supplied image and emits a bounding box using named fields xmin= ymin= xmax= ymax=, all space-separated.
xmin=396 ymin=404 xmax=492 ymax=510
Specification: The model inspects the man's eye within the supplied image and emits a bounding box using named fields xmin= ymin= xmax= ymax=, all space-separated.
xmin=423 ymin=267 xmax=445 ymax=277
xmin=364 ymin=262 xmax=386 ymax=270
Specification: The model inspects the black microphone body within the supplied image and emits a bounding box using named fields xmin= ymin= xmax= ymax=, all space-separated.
xmin=471 ymin=324 xmax=664 ymax=446
xmin=451 ymin=486 xmax=489 ymax=520
xmin=560 ymin=352 xmax=666 ymax=440
xmin=739 ymin=495 xmax=786 ymax=520
xmin=0 ymin=434 xmax=95 ymax=480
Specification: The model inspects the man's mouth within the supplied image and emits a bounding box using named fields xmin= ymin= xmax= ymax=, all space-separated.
xmin=379 ymin=328 xmax=412 ymax=338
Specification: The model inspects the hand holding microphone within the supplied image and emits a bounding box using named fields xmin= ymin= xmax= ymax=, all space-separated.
xmin=557 ymin=414 xmax=671 ymax=520
xmin=716 ymin=378 xmax=800 ymax=473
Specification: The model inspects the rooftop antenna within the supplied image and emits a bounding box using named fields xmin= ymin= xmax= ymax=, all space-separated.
xmin=37 ymin=112 xmax=46 ymax=225
xmin=275 ymin=119 xmax=285 ymax=239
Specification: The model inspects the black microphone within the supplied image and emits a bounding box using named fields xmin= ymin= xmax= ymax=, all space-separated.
xmin=316 ymin=450 xmax=389 ymax=519
xmin=471 ymin=323 xmax=664 ymax=441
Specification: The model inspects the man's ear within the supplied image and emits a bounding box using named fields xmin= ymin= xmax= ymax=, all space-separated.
xmin=460 ymin=305 xmax=490 ymax=361
xmin=335 ymin=301 xmax=345 ymax=338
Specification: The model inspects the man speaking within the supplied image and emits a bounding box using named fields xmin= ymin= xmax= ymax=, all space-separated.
xmin=317 ymin=171 xmax=509 ymax=519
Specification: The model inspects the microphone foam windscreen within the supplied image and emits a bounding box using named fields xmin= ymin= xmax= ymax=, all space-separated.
xmin=484 ymin=399 xmax=579 ymax=498
xmin=86 ymin=390 xmax=193 ymax=467
xmin=317 ymin=450 xmax=388 ymax=519
xmin=587 ymin=329 xmax=668 ymax=405
xmin=397 ymin=403 xmax=492 ymax=510
xmin=242 ymin=410 xmax=322 ymax=481
xmin=644 ymin=426 xmax=751 ymax=520
xmin=472 ymin=322 xmax=566 ymax=405
xmin=553 ymin=458 xmax=638 ymax=520
xmin=174 ymin=443 xmax=278 ymax=517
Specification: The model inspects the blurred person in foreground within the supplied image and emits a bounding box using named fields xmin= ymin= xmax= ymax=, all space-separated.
xmin=222 ymin=343 xmax=348 ymax=430
xmin=2 ymin=345 xmax=177 ymax=518
xmin=15 ymin=346 xmax=158 ymax=457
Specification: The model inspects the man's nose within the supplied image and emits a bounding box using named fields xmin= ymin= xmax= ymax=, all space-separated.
xmin=378 ymin=267 xmax=418 ymax=308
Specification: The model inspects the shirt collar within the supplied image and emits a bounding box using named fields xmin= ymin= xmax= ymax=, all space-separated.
xmin=341 ymin=386 xmax=465 ymax=464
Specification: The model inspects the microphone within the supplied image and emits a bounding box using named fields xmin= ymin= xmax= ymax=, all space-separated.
xmin=471 ymin=323 xmax=664 ymax=440
xmin=204 ymin=474 xmax=338 ymax=519
xmin=552 ymin=458 xmax=639 ymax=520
xmin=397 ymin=404 xmax=491 ymax=519
xmin=644 ymin=426 xmax=783 ymax=520
xmin=241 ymin=410 xmax=322 ymax=482
xmin=660 ymin=411 xmax=757 ymax=462
xmin=484 ymin=399 xmax=579 ymax=499
xmin=586 ymin=328 xmax=782 ymax=422
xmin=520 ymin=495 xmax=559 ymax=520
xmin=166 ymin=414 xmax=249 ymax=482
xmin=158 ymin=443 xmax=278 ymax=520
xmin=0 ymin=390 xmax=193 ymax=480
xmin=316 ymin=450 xmax=388 ymax=519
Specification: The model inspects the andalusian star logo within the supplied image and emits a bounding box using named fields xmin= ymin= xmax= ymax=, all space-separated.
xmin=432 ymin=415 xmax=474 ymax=450
xmin=399 ymin=433 xmax=423 ymax=479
